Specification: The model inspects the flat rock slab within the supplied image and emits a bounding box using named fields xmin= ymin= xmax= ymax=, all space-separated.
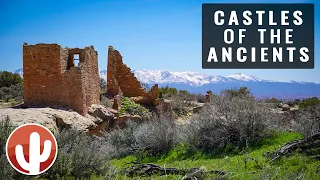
xmin=0 ymin=107 xmax=98 ymax=134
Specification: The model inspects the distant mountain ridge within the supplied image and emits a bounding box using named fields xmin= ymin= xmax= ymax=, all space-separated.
xmin=14 ymin=68 xmax=320 ymax=99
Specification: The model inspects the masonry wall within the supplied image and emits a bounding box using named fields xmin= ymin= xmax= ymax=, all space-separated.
xmin=107 ymin=46 xmax=145 ymax=97
xmin=23 ymin=43 xmax=100 ymax=114
xmin=106 ymin=46 xmax=159 ymax=106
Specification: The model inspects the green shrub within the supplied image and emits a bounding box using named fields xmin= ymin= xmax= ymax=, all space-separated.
xmin=172 ymin=101 xmax=189 ymax=117
xmin=0 ymin=84 xmax=23 ymax=102
xmin=0 ymin=117 xmax=33 ymax=180
xmin=299 ymin=97 xmax=319 ymax=108
xmin=158 ymin=86 xmax=178 ymax=98
xmin=0 ymin=71 xmax=22 ymax=88
xmin=100 ymin=78 xmax=106 ymax=94
xmin=222 ymin=87 xmax=251 ymax=98
xmin=0 ymin=116 xmax=15 ymax=179
xmin=1 ymin=118 xmax=113 ymax=179
xmin=160 ymin=88 xmax=206 ymax=117
xmin=265 ymin=97 xmax=279 ymax=103
xmin=120 ymin=97 xmax=150 ymax=118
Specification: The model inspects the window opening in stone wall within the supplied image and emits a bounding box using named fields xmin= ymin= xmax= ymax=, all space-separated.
xmin=74 ymin=54 xmax=80 ymax=66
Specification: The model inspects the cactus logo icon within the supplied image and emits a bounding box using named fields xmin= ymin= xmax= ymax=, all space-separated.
xmin=6 ymin=123 xmax=58 ymax=175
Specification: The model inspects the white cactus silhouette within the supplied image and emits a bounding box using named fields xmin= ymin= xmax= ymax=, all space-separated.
xmin=15 ymin=132 xmax=52 ymax=175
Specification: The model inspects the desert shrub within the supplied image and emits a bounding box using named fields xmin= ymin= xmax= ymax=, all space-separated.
xmin=265 ymin=97 xmax=279 ymax=103
xmin=103 ymin=120 xmax=139 ymax=158
xmin=43 ymin=129 xmax=112 ymax=179
xmin=0 ymin=117 xmax=32 ymax=180
xmin=299 ymin=97 xmax=319 ymax=108
xmin=1 ymin=119 xmax=113 ymax=179
xmin=160 ymin=85 xmax=205 ymax=104
xmin=0 ymin=84 xmax=23 ymax=103
xmin=100 ymin=94 xmax=113 ymax=108
xmin=292 ymin=104 xmax=320 ymax=137
xmin=294 ymin=98 xmax=301 ymax=105
xmin=120 ymin=97 xmax=151 ymax=119
xmin=181 ymin=94 xmax=276 ymax=152
xmin=163 ymin=90 xmax=206 ymax=116
xmin=100 ymin=78 xmax=106 ymax=93
xmin=171 ymin=100 xmax=189 ymax=117
xmin=158 ymin=86 xmax=178 ymax=98
xmin=222 ymin=86 xmax=251 ymax=98
xmin=0 ymin=71 xmax=22 ymax=88
xmin=175 ymin=90 xmax=206 ymax=103
xmin=133 ymin=115 xmax=177 ymax=155
xmin=194 ymin=93 xmax=206 ymax=103
xmin=0 ymin=116 xmax=16 ymax=179
xmin=103 ymin=115 xmax=178 ymax=158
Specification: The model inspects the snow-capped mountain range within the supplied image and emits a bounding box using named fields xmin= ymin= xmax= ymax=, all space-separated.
xmin=14 ymin=68 xmax=320 ymax=99
xmin=99 ymin=70 xmax=276 ymax=86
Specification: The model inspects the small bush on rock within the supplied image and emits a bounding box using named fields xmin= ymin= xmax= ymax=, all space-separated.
xmin=120 ymin=97 xmax=151 ymax=119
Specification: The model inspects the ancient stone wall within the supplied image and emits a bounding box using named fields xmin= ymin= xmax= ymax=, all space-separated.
xmin=107 ymin=46 xmax=145 ymax=97
xmin=106 ymin=46 xmax=159 ymax=106
xmin=23 ymin=43 xmax=100 ymax=114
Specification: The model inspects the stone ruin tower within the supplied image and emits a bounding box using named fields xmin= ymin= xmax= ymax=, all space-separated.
xmin=23 ymin=43 xmax=100 ymax=115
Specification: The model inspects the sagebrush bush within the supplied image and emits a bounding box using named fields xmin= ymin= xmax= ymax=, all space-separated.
xmin=181 ymin=94 xmax=277 ymax=152
xmin=42 ymin=129 xmax=112 ymax=179
xmin=0 ymin=118 xmax=113 ymax=180
xmin=133 ymin=115 xmax=177 ymax=155
xmin=0 ymin=116 xmax=15 ymax=179
xmin=0 ymin=84 xmax=23 ymax=103
xmin=164 ymin=91 xmax=205 ymax=117
xmin=103 ymin=114 xmax=178 ymax=158
xmin=103 ymin=120 xmax=138 ymax=158
xmin=292 ymin=104 xmax=320 ymax=137
xmin=100 ymin=94 xmax=113 ymax=108
xmin=222 ymin=86 xmax=251 ymax=98
xmin=0 ymin=117 xmax=34 ymax=180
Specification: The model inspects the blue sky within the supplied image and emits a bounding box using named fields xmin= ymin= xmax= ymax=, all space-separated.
xmin=0 ymin=0 xmax=319 ymax=82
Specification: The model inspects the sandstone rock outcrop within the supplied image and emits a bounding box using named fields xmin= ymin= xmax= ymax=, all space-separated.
xmin=87 ymin=104 xmax=118 ymax=135
xmin=113 ymin=114 xmax=143 ymax=129
xmin=0 ymin=104 xmax=117 ymax=136
xmin=106 ymin=46 xmax=159 ymax=108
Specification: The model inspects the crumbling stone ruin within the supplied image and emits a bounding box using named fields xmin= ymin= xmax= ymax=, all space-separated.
xmin=205 ymin=90 xmax=213 ymax=103
xmin=23 ymin=43 xmax=100 ymax=115
xmin=106 ymin=46 xmax=159 ymax=108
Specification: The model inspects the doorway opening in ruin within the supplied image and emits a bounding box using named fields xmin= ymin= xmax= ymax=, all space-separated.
xmin=74 ymin=54 xmax=80 ymax=66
